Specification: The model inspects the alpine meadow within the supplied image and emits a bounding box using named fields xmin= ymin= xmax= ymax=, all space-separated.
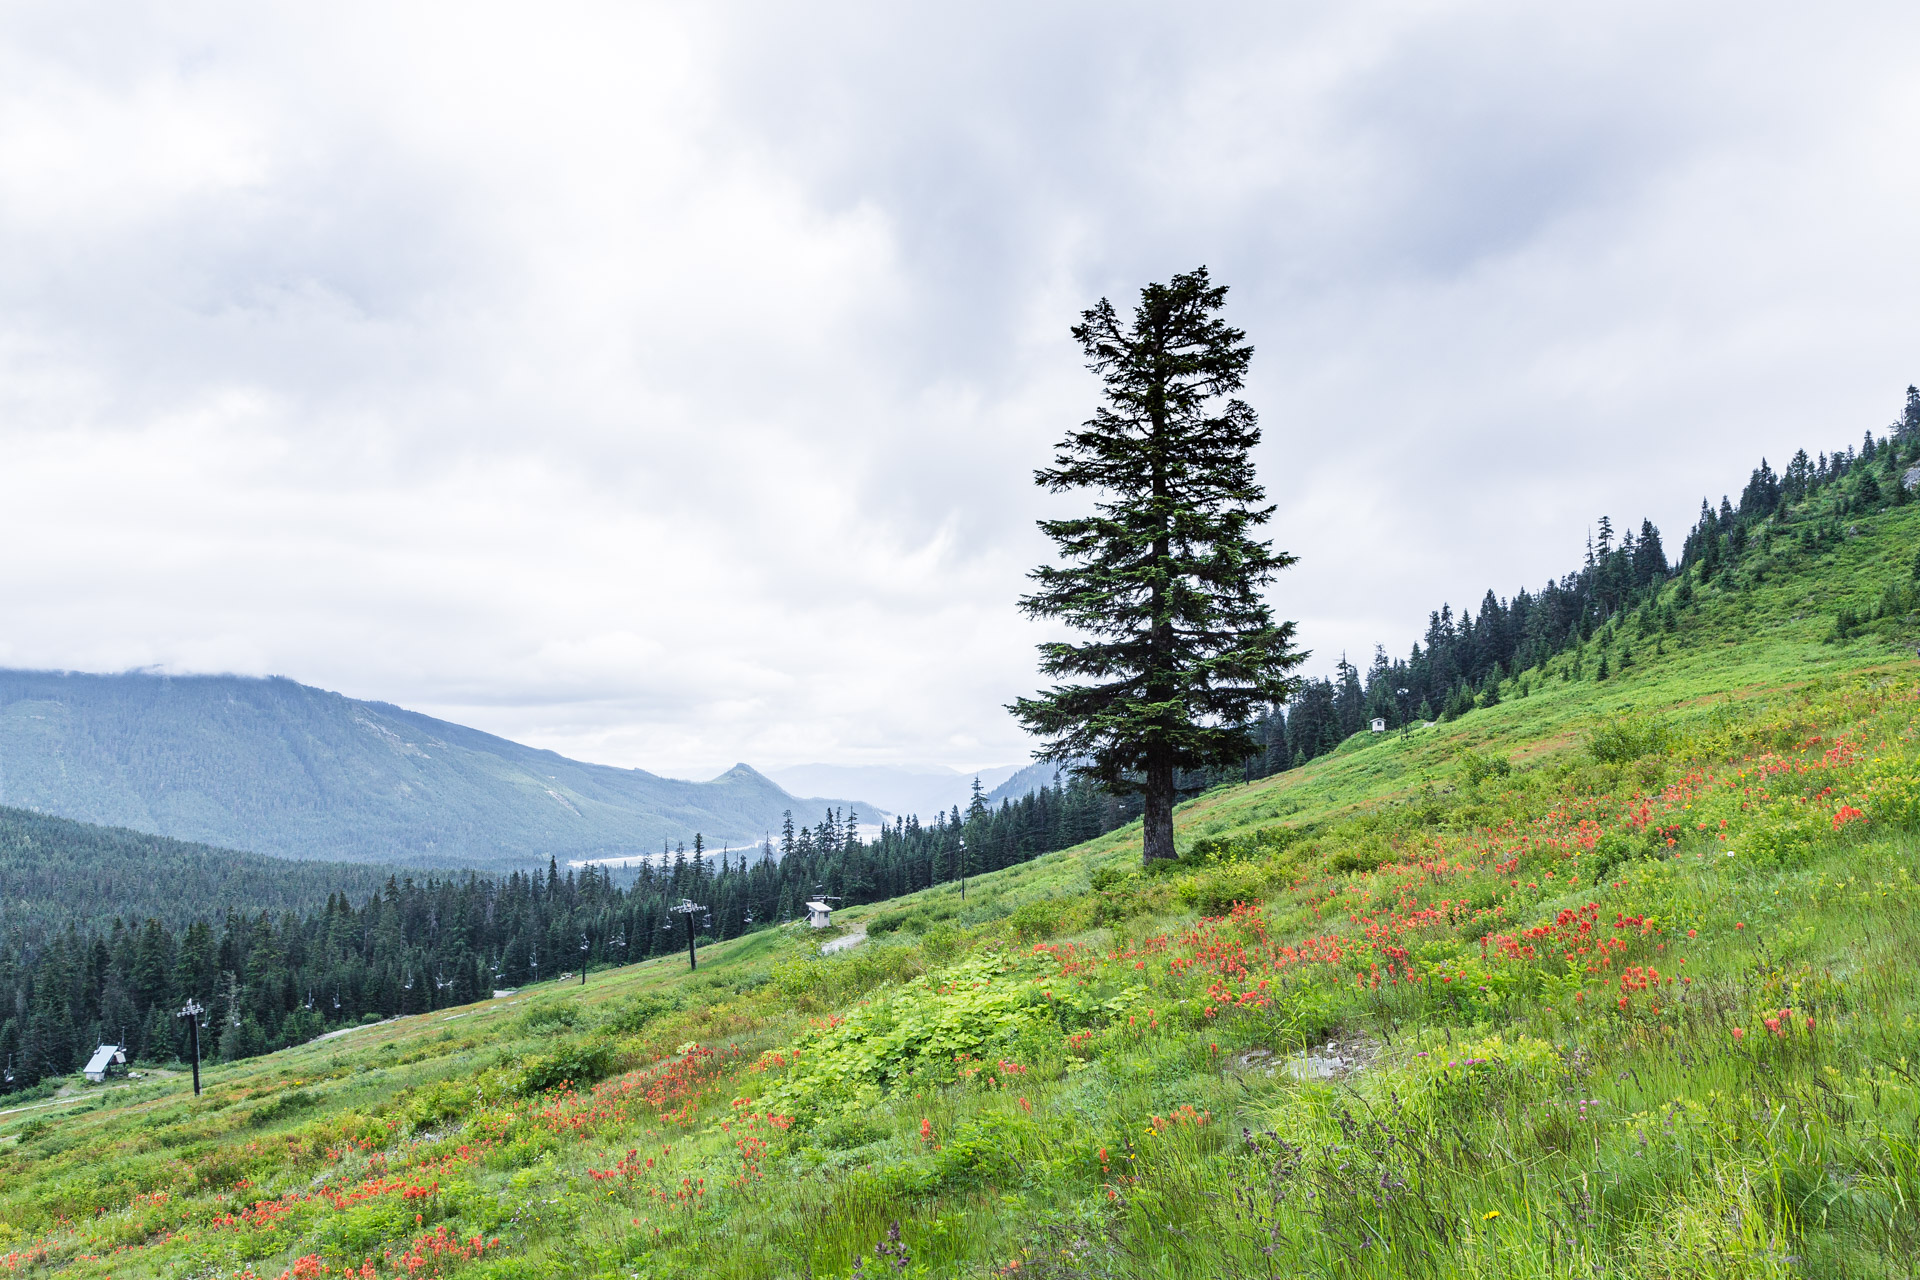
xmin=6 ymin=223 xmax=1920 ymax=1280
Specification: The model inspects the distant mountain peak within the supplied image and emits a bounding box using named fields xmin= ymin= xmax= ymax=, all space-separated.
xmin=0 ymin=668 xmax=879 ymax=870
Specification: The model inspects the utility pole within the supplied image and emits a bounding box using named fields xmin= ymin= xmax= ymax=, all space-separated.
xmin=958 ymin=835 xmax=967 ymax=902
xmin=580 ymin=934 xmax=590 ymax=986
xmin=176 ymin=998 xmax=205 ymax=1096
xmin=671 ymin=899 xmax=707 ymax=970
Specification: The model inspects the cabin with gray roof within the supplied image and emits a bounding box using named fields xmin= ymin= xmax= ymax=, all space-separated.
xmin=84 ymin=1043 xmax=127 ymax=1083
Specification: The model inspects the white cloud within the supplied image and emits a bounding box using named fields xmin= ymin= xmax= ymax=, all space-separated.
xmin=2 ymin=1 xmax=1917 ymax=776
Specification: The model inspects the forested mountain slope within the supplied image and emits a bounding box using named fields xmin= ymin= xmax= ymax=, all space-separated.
xmin=6 ymin=405 xmax=1919 ymax=1278
xmin=0 ymin=670 xmax=875 ymax=869
xmin=0 ymin=806 xmax=399 ymax=934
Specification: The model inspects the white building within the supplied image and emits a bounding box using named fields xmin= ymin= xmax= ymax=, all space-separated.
xmin=1369 ymin=717 xmax=1387 ymax=733
xmin=804 ymin=900 xmax=833 ymax=929
xmin=84 ymin=1043 xmax=127 ymax=1083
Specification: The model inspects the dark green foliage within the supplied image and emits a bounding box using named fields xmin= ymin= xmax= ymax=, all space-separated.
xmin=247 ymin=1088 xmax=316 ymax=1126
xmin=1184 ymin=822 xmax=1304 ymax=865
xmin=1006 ymin=897 xmax=1071 ymax=940
xmin=1585 ymin=716 xmax=1677 ymax=765
xmin=926 ymin=1115 xmax=1026 ymax=1190
xmin=1456 ymin=749 xmax=1511 ymax=788
xmin=1327 ymin=846 xmax=1387 ymax=874
xmin=1013 ymin=268 xmax=1305 ymax=865
xmin=515 ymin=1039 xmax=616 ymax=1095
xmin=0 ymin=805 xmax=394 ymax=932
xmin=865 ymin=909 xmax=912 ymax=935
xmin=598 ymin=992 xmax=681 ymax=1035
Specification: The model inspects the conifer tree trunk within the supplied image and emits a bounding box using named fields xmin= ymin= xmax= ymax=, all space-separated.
xmin=1142 ymin=758 xmax=1176 ymax=863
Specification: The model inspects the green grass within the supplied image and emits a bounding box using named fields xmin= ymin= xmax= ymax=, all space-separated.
xmin=5 ymin=496 xmax=1920 ymax=1279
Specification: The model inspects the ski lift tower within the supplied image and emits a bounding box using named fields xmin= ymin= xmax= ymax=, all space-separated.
xmin=176 ymin=998 xmax=207 ymax=1096
xmin=670 ymin=898 xmax=708 ymax=970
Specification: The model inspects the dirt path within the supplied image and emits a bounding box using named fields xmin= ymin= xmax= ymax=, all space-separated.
xmin=821 ymin=927 xmax=867 ymax=955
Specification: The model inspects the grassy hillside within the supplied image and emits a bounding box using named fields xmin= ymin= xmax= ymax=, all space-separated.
xmin=4 ymin=501 xmax=1918 ymax=1278
xmin=0 ymin=671 xmax=876 ymax=869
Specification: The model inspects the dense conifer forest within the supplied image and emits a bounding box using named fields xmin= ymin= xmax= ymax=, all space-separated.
xmin=0 ymin=776 xmax=1137 ymax=1091
xmin=0 ymin=807 xmax=399 ymax=933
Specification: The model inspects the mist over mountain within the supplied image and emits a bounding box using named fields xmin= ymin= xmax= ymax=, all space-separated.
xmin=0 ymin=670 xmax=875 ymax=871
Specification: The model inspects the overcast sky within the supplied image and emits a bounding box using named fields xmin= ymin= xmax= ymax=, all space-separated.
xmin=2 ymin=2 xmax=1917 ymax=778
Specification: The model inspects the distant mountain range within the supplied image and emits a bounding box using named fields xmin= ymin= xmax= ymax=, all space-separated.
xmin=984 ymin=760 xmax=1064 ymax=805
xmin=0 ymin=670 xmax=876 ymax=871
xmin=764 ymin=759 xmax=1064 ymax=820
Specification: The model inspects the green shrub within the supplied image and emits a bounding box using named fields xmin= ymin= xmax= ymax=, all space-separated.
xmin=867 ymin=908 xmax=914 ymax=935
xmin=597 ymin=991 xmax=681 ymax=1035
xmin=514 ymin=1038 xmax=616 ymax=1096
xmin=1585 ymin=830 xmax=1662 ymax=884
xmin=518 ymin=1001 xmax=580 ymax=1033
xmin=918 ymin=923 xmax=963 ymax=962
xmin=1008 ymin=897 xmax=1069 ymax=940
xmin=1177 ymin=864 xmax=1270 ymax=916
xmin=760 ymin=952 xmax=1113 ymax=1118
xmin=1737 ymin=797 xmax=1833 ymax=866
xmin=1183 ymin=822 xmax=1306 ymax=867
xmin=246 ymin=1088 xmax=316 ymax=1127
xmin=400 ymin=1078 xmax=477 ymax=1132
xmin=772 ymin=939 xmax=924 ymax=1007
xmin=815 ymin=1112 xmax=888 ymax=1151
xmin=1390 ymin=1031 xmax=1558 ymax=1122
xmin=1586 ymin=716 xmax=1677 ymax=765
xmin=1458 ymin=749 xmax=1513 ymax=786
xmin=312 ymin=1199 xmax=416 ymax=1256
xmin=927 ymin=1113 xmax=1027 ymax=1190
xmin=1863 ymin=752 xmax=1920 ymax=828
xmin=1088 ymin=873 xmax=1173 ymax=925
xmin=1327 ymin=844 xmax=1387 ymax=875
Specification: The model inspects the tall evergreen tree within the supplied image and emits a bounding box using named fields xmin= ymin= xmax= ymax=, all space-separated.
xmin=1012 ymin=268 xmax=1306 ymax=866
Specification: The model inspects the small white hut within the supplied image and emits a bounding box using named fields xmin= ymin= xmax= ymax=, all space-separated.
xmin=804 ymin=900 xmax=833 ymax=929
xmin=84 ymin=1043 xmax=128 ymax=1083
xmin=1369 ymin=717 xmax=1387 ymax=733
